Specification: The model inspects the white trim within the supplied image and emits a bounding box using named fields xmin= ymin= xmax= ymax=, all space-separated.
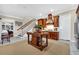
xmin=0 ymin=14 xmax=23 ymax=20
xmin=54 ymin=6 xmax=77 ymax=15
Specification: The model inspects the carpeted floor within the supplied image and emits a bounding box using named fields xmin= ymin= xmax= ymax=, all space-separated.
xmin=0 ymin=39 xmax=70 ymax=55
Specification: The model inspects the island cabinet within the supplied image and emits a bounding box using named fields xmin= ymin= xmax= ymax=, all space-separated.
xmin=27 ymin=32 xmax=48 ymax=51
xmin=48 ymin=32 xmax=59 ymax=40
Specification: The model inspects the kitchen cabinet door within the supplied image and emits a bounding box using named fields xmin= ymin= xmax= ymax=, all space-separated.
xmin=53 ymin=16 xmax=59 ymax=27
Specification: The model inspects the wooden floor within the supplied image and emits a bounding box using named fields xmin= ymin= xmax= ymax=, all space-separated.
xmin=0 ymin=39 xmax=69 ymax=55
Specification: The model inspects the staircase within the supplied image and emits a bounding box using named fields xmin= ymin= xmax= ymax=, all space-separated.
xmin=17 ymin=19 xmax=35 ymax=30
xmin=16 ymin=18 xmax=36 ymax=38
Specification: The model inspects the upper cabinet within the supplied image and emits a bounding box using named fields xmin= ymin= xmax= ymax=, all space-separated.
xmin=38 ymin=16 xmax=59 ymax=28
xmin=38 ymin=19 xmax=43 ymax=26
xmin=53 ymin=16 xmax=59 ymax=27
xmin=38 ymin=18 xmax=47 ymax=27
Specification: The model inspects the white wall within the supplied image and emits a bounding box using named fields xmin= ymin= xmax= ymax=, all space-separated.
xmin=71 ymin=10 xmax=76 ymax=42
xmin=59 ymin=10 xmax=76 ymax=41
xmin=59 ymin=12 xmax=72 ymax=40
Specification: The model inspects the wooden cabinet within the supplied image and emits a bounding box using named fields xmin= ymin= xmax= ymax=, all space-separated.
xmin=38 ymin=16 xmax=59 ymax=28
xmin=48 ymin=32 xmax=59 ymax=40
xmin=27 ymin=32 xmax=48 ymax=51
xmin=31 ymin=32 xmax=59 ymax=43
xmin=53 ymin=16 xmax=59 ymax=27
xmin=32 ymin=34 xmax=37 ymax=45
xmin=38 ymin=19 xmax=43 ymax=26
xmin=37 ymin=15 xmax=59 ymax=40
xmin=38 ymin=18 xmax=47 ymax=27
xmin=43 ymin=19 xmax=47 ymax=27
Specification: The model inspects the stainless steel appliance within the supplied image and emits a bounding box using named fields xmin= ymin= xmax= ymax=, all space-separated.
xmin=75 ymin=5 xmax=79 ymax=49
xmin=74 ymin=16 xmax=79 ymax=49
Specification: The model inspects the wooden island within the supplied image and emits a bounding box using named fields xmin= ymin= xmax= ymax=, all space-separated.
xmin=27 ymin=31 xmax=48 ymax=51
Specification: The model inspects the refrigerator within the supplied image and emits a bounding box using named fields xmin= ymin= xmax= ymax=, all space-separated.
xmin=74 ymin=16 xmax=79 ymax=49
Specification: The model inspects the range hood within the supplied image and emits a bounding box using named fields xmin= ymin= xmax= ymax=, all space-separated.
xmin=46 ymin=14 xmax=54 ymax=25
xmin=45 ymin=14 xmax=54 ymax=31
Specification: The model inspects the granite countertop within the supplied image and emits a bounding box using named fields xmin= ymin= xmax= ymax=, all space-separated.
xmin=42 ymin=30 xmax=59 ymax=32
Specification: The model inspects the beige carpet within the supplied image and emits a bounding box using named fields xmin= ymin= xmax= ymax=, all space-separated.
xmin=0 ymin=39 xmax=69 ymax=55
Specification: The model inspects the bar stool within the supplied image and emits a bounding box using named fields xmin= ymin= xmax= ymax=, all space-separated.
xmin=1 ymin=33 xmax=10 ymax=44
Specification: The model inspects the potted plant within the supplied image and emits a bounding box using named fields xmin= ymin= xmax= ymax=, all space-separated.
xmin=34 ymin=25 xmax=43 ymax=32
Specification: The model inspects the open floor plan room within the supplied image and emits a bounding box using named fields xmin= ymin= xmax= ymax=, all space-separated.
xmin=0 ymin=4 xmax=78 ymax=55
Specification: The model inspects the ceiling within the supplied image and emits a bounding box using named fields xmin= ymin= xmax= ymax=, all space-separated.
xmin=0 ymin=4 xmax=78 ymax=19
